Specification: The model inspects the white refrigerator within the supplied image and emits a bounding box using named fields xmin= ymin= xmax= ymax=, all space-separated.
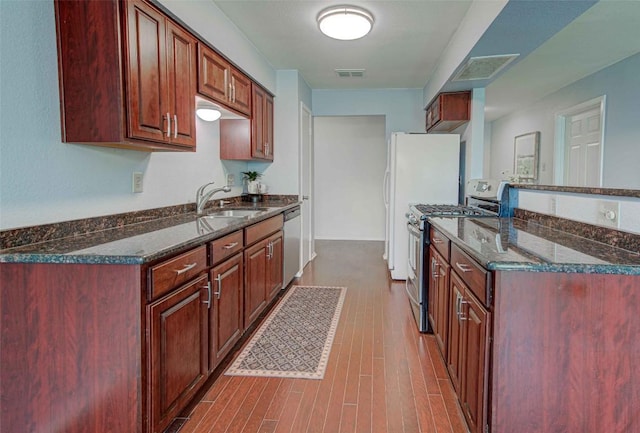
xmin=383 ymin=132 xmax=460 ymax=280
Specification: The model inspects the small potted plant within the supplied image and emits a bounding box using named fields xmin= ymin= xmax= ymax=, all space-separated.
xmin=242 ymin=171 xmax=262 ymax=194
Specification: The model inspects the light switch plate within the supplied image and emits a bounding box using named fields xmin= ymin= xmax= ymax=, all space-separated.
xmin=226 ymin=174 xmax=235 ymax=186
xmin=132 ymin=172 xmax=143 ymax=193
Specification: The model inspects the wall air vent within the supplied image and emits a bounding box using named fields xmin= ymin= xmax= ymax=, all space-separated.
xmin=452 ymin=54 xmax=519 ymax=81
xmin=335 ymin=69 xmax=365 ymax=78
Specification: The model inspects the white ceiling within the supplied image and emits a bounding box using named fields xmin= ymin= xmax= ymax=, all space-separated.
xmin=212 ymin=0 xmax=640 ymax=119
xmin=213 ymin=0 xmax=473 ymax=89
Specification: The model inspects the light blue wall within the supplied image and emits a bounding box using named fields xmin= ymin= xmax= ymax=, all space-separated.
xmin=249 ymin=70 xmax=312 ymax=194
xmin=312 ymin=88 xmax=425 ymax=139
xmin=0 ymin=0 xmax=275 ymax=230
xmin=489 ymin=52 xmax=640 ymax=189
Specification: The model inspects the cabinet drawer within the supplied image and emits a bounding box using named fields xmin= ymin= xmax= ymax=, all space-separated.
xmin=149 ymin=246 xmax=207 ymax=300
xmin=209 ymin=230 xmax=244 ymax=266
xmin=430 ymin=228 xmax=450 ymax=261
xmin=450 ymin=244 xmax=490 ymax=306
xmin=245 ymin=214 xmax=283 ymax=246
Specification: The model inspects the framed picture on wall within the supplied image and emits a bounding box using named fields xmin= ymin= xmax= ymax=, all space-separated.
xmin=514 ymin=131 xmax=540 ymax=181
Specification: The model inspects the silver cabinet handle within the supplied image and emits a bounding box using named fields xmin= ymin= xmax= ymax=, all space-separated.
xmin=432 ymin=238 xmax=443 ymax=244
xmin=224 ymin=69 xmax=229 ymax=99
xmin=203 ymin=281 xmax=211 ymax=309
xmin=223 ymin=242 xmax=238 ymax=250
xmin=455 ymin=262 xmax=473 ymax=273
xmin=231 ymin=76 xmax=236 ymax=102
xmin=303 ymin=196 xmax=309 ymax=200
xmin=176 ymin=262 xmax=197 ymax=275
xmin=214 ymin=274 xmax=222 ymax=299
xmin=173 ymin=114 xmax=178 ymax=138
xmin=165 ymin=112 xmax=171 ymax=137
xmin=459 ymin=299 xmax=468 ymax=321
xmin=431 ymin=257 xmax=439 ymax=278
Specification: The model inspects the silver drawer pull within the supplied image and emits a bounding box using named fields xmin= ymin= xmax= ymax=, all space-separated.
xmin=176 ymin=262 xmax=197 ymax=275
xmin=203 ymin=282 xmax=211 ymax=309
xmin=432 ymin=238 xmax=443 ymax=244
xmin=455 ymin=262 xmax=473 ymax=273
xmin=223 ymin=242 xmax=238 ymax=250
xmin=165 ymin=112 xmax=171 ymax=137
xmin=214 ymin=274 xmax=222 ymax=299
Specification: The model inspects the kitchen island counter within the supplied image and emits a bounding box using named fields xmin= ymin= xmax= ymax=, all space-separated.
xmin=429 ymin=216 xmax=640 ymax=275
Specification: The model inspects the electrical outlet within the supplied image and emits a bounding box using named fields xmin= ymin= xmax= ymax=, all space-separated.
xmin=596 ymin=200 xmax=619 ymax=228
xmin=132 ymin=172 xmax=143 ymax=193
xmin=549 ymin=196 xmax=557 ymax=214
xmin=226 ymin=174 xmax=235 ymax=186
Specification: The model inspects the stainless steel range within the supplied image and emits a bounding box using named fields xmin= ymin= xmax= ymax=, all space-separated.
xmin=405 ymin=179 xmax=509 ymax=332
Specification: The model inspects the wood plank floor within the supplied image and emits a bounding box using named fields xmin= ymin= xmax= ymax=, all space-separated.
xmin=175 ymin=240 xmax=468 ymax=433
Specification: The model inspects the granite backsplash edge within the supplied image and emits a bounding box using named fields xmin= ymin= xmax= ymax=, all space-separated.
xmin=514 ymin=208 xmax=640 ymax=254
xmin=0 ymin=195 xmax=298 ymax=250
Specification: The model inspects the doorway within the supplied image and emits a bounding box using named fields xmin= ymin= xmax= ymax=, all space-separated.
xmin=299 ymin=102 xmax=315 ymax=270
xmin=554 ymin=96 xmax=606 ymax=187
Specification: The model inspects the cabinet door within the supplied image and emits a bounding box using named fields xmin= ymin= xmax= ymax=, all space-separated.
xmin=166 ymin=20 xmax=196 ymax=148
xmin=251 ymin=85 xmax=266 ymax=159
xmin=125 ymin=0 xmax=168 ymax=143
xmin=210 ymin=253 xmax=244 ymax=370
xmin=263 ymin=93 xmax=274 ymax=160
xmin=447 ymin=271 xmax=465 ymax=394
xmin=148 ymin=274 xmax=209 ymax=433
xmin=229 ymin=68 xmax=252 ymax=116
xmin=197 ymin=43 xmax=230 ymax=106
xmin=460 ymin=290 xmax=490 ymax=433
xmin=244 ymin=240 xmax=268 ymax=327
xmin=434 ymin=250 xmax=450 ymax=357
xmin=427 ymin=248 xmax=438 ymax=334
xmin=266 ymin=231 xmax=283 ymax=302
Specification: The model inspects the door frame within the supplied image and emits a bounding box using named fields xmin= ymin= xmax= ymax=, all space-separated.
xmin=553 ymin=95 xmax=606 ymax=186
xmin=299 ymin=101 xmax=316 ymax=271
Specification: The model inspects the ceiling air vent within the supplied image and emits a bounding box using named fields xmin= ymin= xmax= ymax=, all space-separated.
xmin=335 ymin=69 xmax=365 ymax=78
xmin=452 ymin=54 xmax=519 ymax=81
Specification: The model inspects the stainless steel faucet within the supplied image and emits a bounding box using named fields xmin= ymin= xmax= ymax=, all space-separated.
xmin=196 ymin=182 xmax=231 ymax=214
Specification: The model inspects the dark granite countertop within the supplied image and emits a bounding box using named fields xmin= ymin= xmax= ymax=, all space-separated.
xmin=0 ymin=202 xmax=300 ymax=265
xmin=429 ymin=216 xmax=640 ymax=275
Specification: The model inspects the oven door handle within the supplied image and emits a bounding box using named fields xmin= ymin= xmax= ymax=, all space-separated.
xmin=405 ymin=279 xmax=421 ymax=306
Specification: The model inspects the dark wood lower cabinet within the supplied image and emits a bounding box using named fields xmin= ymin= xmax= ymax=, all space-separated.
xmin=266 ymin=231 xmax=283 ymax=301
xmin=1 ymin=215 xmax=287 ymax=433
xmin=244 ymin=240 xmax=269 ymax=327
xmin=0 ymin=263 xmax=143 ymax=433
xmin=244 ymin=228 xmax=284 ymax=328
xmin=209 ymin=253 xmax=244 ymax=370
xmin=460 ymin=285 xmax=490 ymax=433
xmin=447 ymin=272 xmax=464 ymax=394
xmin=147 ymin=274 xmax=210 ymax=433
xmin=429 ymin=246 xmax=450 ymax=357
xmin=432 ymin=225 xmax=640 ymax=433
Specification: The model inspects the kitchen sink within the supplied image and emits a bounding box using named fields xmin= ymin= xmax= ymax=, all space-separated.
xmin=206 ymin=208 xmax=268 ymax=218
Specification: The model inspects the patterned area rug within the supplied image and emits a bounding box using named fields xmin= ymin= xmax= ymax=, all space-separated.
xmin=225 ymin=285 xmax=347 ymax=380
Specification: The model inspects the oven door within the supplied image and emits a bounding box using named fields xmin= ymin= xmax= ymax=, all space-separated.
xmin=406 ymin=222 xmax=426 ymax=331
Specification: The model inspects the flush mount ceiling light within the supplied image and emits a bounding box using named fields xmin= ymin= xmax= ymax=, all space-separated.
xmin=196 ymin=104 xmax=221 ymax=122
xmin=317 ymin=6 xmax=374 ymax=40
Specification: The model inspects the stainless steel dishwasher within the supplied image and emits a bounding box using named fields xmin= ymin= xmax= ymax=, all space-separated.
xmin=283 ymin=206 xmax=301 ymax=287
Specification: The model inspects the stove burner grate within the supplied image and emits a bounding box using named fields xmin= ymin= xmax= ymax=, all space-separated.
xmin=413 ymin=204 xmax=489 ymax=217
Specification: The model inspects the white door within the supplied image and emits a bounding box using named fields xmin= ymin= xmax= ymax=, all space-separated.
xmin=564 ymin=106 xmax=603 ymax=187
xmin=300 ymin=102 xmax=315 ymax=268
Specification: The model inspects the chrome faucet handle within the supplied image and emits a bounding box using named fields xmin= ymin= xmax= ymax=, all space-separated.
xmin=219 ymin=200 xmax=231 ymax=207
xmin=196 ymin=181 xmax=215 ymax=199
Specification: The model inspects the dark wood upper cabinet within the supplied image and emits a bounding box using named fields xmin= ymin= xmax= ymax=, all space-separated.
xmin=55 ymin=0 xmax=196 ymax=151
xmin=220 ymin=83 xmax=275 ymax=161
xmin=197 ymin=43 xmax=251 ymax=117
xmin=425 ymin=91 xmax=471 ymax=133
